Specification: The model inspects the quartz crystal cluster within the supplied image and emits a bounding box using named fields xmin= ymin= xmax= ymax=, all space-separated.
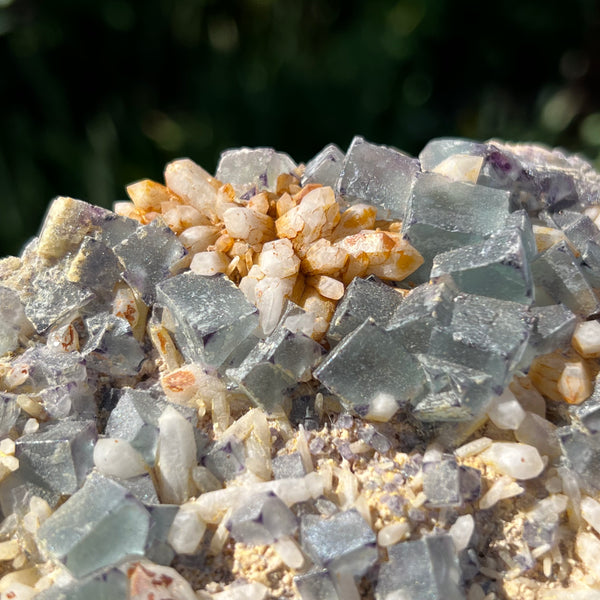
xmin=2 ymin=136 xmax=600 ymax=599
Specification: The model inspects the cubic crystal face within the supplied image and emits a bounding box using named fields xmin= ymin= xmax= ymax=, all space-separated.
xmin=337 ymin=135 xmax=419 ymax=220
xmin=302 ymin=143 xmax=345 ymax=188
xmin=156 ymin=272 xmax=259 ymax=367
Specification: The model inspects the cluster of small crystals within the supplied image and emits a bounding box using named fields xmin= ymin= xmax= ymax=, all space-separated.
xmin=2 ymin=137 xmax=600 ymax=600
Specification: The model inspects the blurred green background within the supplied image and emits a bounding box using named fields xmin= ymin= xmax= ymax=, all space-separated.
xmin=1 ymin=0 xmax=599 ymax=256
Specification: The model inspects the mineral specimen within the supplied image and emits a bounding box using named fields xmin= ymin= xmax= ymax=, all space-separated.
xmin=2 ymin=135 xmax=600 ymax=599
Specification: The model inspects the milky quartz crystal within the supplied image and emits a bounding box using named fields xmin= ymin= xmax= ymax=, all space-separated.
xmin=4 ymin=136 xmax=600 ymax=599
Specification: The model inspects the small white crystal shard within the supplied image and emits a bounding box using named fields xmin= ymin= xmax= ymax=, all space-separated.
xmin=581 ymin=496 xmax=600 ymax=535
xmin=167 ymin=503 xmax=207 ymax=554
xmin=480 ymin=442 xmax=544 ymax=480
xmin=454 ymin=437 xmax=492 ymax=458
xmin=223 ymin=207 xmax=275 ymax=244
xmin=576 ymin=531 xmax=600 ymax=582
xmin=557 ymin=361 xmax=592 ymax=405
xmin=272 ymin=536 xmax=305 ymax=569
xmin=479 ymin=476 xmax=524 ymax=509
xmin=190 ymin=251 xmax=229 ymax=276
xmin=377 ymin=521 xmax=410 ymax=547
xmin=486 ymin=388 xmax=526 ymax=430
xmin=432 ymin=154 xmax=484 ymax=183
xmin=178 ymin=225 xmax=220 ymax=253
xmin=364 ymin=392 xmax=400 ymax=422
xmin=164 ymin=158 xmax=218 ymax=220
xmin=93 ymin=438 xmax=148 ymax=479
xmin=448 ymin=514 xmax=475 ymax=552
xmin=156 ymin=406 xmax=197 ymax=504
xmin=572 ymin=320 xmax=600 ymax=358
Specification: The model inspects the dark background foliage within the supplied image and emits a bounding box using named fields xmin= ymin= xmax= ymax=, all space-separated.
xmin=1 ymin=0 xmax=599 ymax=256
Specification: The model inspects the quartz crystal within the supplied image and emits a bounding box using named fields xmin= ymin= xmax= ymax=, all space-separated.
xmin=4 ymin=135 xmax=600 ymax=599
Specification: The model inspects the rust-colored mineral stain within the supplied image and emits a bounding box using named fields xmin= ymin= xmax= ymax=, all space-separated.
xmin=163 ymin=370 xmax=195 ymax=392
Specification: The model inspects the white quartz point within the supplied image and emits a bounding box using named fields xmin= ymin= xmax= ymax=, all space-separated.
xmin=581 ymin=496 xmax=600 ymax=535
xmin=480 ymin=442 xmax=544 ymax=480
xmin=156 ymin=406 xmax=197 ymax=504
xmin=167 ymin=503 xmax=207 ymax=555
xmin=572 ymin=320 xmax=600 ymax=358
xmin=449 ymin=514 xmax=475 ymax=552
xmin=272 ymin=536 xmax=305 ymax=569
xmin=486 ymin=388 xmax=526 ymax=430
xmin=93 ymin=438 xmax=147 ymax=479
xmin=164 ymin=158 xmax=217 ymax=217
xmin=479 ymin=476 xmax=524 ymax=510
xmin=257 ymin=238 xmax=300 ymax=278
xmin=377 ymin=521 xmax=410 ymax=547
xmin=432 ymin=154 xmax=484 ymax=183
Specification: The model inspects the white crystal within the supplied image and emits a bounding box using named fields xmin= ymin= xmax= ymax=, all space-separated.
xmin=576 ymin=531 xmax=600 ymax=582
xmin=454 ymin=437 xmax=492 ymax=458
xmin=572 ymin=320 xmax=600 ymax=358
xmin=432 ymin=154 xmax=484 ymax=183
xmin=164 ymin=158 xmax=218 ymax=218
xmin=377 ymin=521 xmax=410 ymax=547
xmin=479 ymin=476 xmax=524 ymax=509
xmin=257 ymin=239 xmax=300 ymax=279
xmin=480 ymin=442 xmax=544 ymax=480
xmin=486 ymin=388 xmax=526 ymax=430
xmin=190 ymin=251 xmax=229 ymax=276
xmin=210 ymin=582 xmax=269 ymax=600
xmin=448 ymin=514 xmax=475 ymax=552
xmin=272 ymin=536 xmax=305 ymax=569
xmin=581 ymin=496 xmax=600 ymax=536
xmin=167 ymin=504 xmax=207 ymax=554
xmin=93 ymin=438 xmax=148 ymax=479
xmin=156 ymin=406 xmax=197 ymax=504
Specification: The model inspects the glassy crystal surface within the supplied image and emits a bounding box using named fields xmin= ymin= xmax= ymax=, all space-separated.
xmin=504 ymin=209 xmax=537 ymax=262
xmin=419 ymin=138 xmax=486 ymax=172
xmin=327 ymin=276 xmax=403 ymax=346
xmin=558 ymin=426 xmax=600 ymax=492
xmin=15 ymin=420 xmax=97 ymax=495
xmin=82 ymin=314 xmax=145 ymax=377
xmin=314 ymin=319 xmax=425 ymax=420
xmin=531 ymin=241 xmax=600 ymax=317
xmin=402 ymin=172 xmax=510 ymax=282
xmin=156 ymin=272 xmax=259 ymax=368
xmin=414 ymin=355 xmax=494 ymax=421
xmin=337 ymin=135 xmax=419 ymax=220
xmin=430 ymin=229 xmax=533 ymax=305
xmin=33 ymin=567 xmax=128 ymax=600
xmin=301 ymin=144 xmax=345 ymax=188
xmin=38 ymin=473 xmax=151 ymax=578
xmin=216 ymin=147 xmax=297 ymax=195
xmin=272 ymin=452 xmax=306 ymax=480
xmin=228 ymin=491 xmax=297 ymax=545
xmin=300 ymin=509 xmax=377 ymax=575
xmin=377 ymin=535 xmax=464 ymax=600
xmin=546 ymin=210 xmax=599 ymax=254
xmin=0 ymin=394 xmax=20 ymax=438
xmin=0 ymin=286 xmax=30 ymax=355
xmin=146 ymin=504 xmax=179 ymax=564
xmin=429 ymin=293 xmax=533 ymax=391
xmin=114 ymin=219 xmax=186 ymax=304
xmin=294 ymin=568 xmax=340 ymax=600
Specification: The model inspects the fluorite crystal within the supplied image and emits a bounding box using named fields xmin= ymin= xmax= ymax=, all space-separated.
xmin=3 ymin=135 xmax=600 ymax=599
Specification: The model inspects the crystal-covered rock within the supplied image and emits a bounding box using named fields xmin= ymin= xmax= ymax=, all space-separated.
xmin=272 ymin=452 xmax=306 ymax=480
xmin=37 ymin=472 xmax=151 ymax=577
xmin=300 ymin=509 xmax=377 ymax=575
xmin=337 ymin=136 xmax=419 ymax=220
xmin=302 ymin=143 xmax=345 ymax=188
xmin=376 ymin=534 xmax=464 ymax=600
xmin=15 ymin=420 xmax=97 ymax=496
xmin=156 ymin=272 xmax=259 ymax=368
xmin=314 ymin=318 xmax=425 ymax=421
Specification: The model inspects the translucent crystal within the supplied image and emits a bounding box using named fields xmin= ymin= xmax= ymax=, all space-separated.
xmin=504 ymin=209 xmax=537 ymax=262
xmin=15 ymin=420 xmax=97 ymax=495
xmin=82 ymin=314 xmax=145 ymax=377
xmin=301 ymin=143 xmax=345 ymax=188
xmin=33 ymin=567 xmax=128 ymax=600
xmin=336 ymin=135 xmax=419 ymax=220
xmin=203 ymin=436 xmax=246 ymax=482
xmin=113 ymin=219 xmax=186 ymax=304
xmin=0 ymin=286 xmax=30 ymax=356
xmin=156 ymin=272 xmax=258 ymax=368
xmin=558 ymin=426 xmax=600 ymax=492
xmin=327 ymin=276 xmax=403 ymax=346
xmin=37 ymin=472 xmax=151 ymax=577
xmin=300 ymin=509 xmax=377 ymax=575
xmin=227 ymin=491 xmax=297 ymax=545
xmin=545 ymin=210 xmax=599 ymax=254
xmin=66 ymin=237 xmax=123 ymax=298
xmin=0 ymin=394 xmax=21 ymax=438
xmin=147 ymin=504 xmax=179 ymax=564
xmin=272 ymin=452 xmax=306 ymax=480
xmin=518 ymin=304 xmax=577 ymax=368
xmin=376 ymin=535 xmax=463 ymax=600
xmin=413 ymin=355 xmax=494 ymax=421
xmin=385 ymin=281 xmax=455 ymax=354
xmin=402 ymin=172 xmax=510 ymax=282
xmin=215 ymin=147 xmax=297 ymax=195
xmin=419 ymin=138 xmax=486 ymax=172
xmin=523 ymin=495 xmax=568 ymax=548
xmin=113 ymin=473 xmax=159 ymax=505
xmin=480 ymin=442 xmax=544 ymax=480
xmin=423 ymin=457 xmax=462 ymax=507
xmin=430 ymin=228 xmax=533 ymax=305
xmin=164 ymin=158 xmax=219 ymax=218
xmin=429 ymin=293 xmax=533 ymax=391
xmin=314 ymin=319 xmax=425 ymax=421
xmin=531 ymin=240 xmax=600 ymax=317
